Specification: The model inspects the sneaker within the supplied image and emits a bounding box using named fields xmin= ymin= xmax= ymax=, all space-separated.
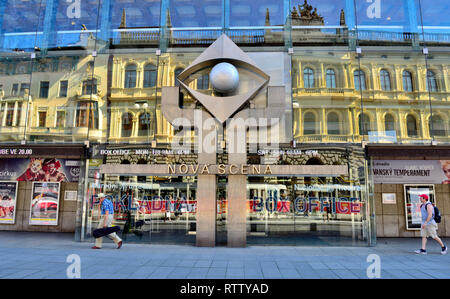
xmin=414 ymin=249 xmax=427 ymax=255
xmin=91 ymin=246 xmax=101 ymax=249
xmin=117 ymin=241 xmax=123 ymax=249
xmin=442 ymin=246 xmax=447 ymax=255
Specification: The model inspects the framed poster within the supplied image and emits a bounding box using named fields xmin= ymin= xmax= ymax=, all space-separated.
xmin=0 ymin=181 xmax=18 ymax=224
xmin=404 ymin=184 xmax=435 ymax=230
xmin=64 ymin=191 xmax=77 ymax=201
xmin=29 ymin=182 xmax=60 ymax=226
xmin=382 ymin=193 xmax=396 ymax=204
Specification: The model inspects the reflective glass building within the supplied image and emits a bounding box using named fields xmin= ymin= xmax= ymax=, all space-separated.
xmin=0 ymin=0 xmax=449 ymax=247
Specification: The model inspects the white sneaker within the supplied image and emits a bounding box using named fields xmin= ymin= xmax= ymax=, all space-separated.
xmin=442 ymin=246 xmax=447 ymax=255
xmin=414 ymin=249 xmax=427 ymax=255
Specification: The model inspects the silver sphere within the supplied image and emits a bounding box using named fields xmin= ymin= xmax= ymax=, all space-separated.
xmin=209 ymin=62 xmax=239 ymax=93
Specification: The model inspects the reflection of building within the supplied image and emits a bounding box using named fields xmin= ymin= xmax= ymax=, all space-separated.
xmin=292 ymin=52 xmax=450 ymax=144
xmin=0 ymin=33 xmax=107 ymax=143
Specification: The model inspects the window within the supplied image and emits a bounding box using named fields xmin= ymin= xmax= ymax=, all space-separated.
xmin=406 ymin=115 xmax=418 ymax=137
xmin=354 ymin=70 xmax=366 ymax=91
xmin=303 ymin=68 xmax=315 ymax=88
xmin=174 ymin=68 xmax=184 ymax=86
xmin=122 ymin=113 xmax=133 ymax=138
xmin=59 ymin=80 xmax=68 ymax=97
xmin=384 ymin=114 xmax=395 ymax=132
xmin=56 ymin=111 xmax=65 ymax=128
xmin=82 ymin=79 xmax=97 ymax=95
xmin=125 ymin=64 xmax=137 ymax=88
xmin=327 ymin=112 xmax=340 ymax=135
xmin=138 ymin=112 xmax=152 ymax=137
xmin=76 ymin=101 xmax=99 ymax=129
xmin=197 ymin=74 xmax=209 ymax=90
xmin=5 ymin=103 xmax=14 ymax=127
xmin=402 ymin=70 xmax=413 ymax=92
xmin=380 ymin=69 xmax=391 ymax=91
xmin=11 ymin=84 xmax=18 ymax=96
xmin=326 ymin=69 xmax=336 ymax=88
xmin=429 ymin=115 xmax=446 ymax=137
xmin=19 ymin=83 xmax=30 ymax=97
xmin=303 ymin=112 xmax=317 ymax=135
xmin=38 ymin=111 xmax=47 ymax=127
xmin=143 ymin=64 xmax=157 ymax=88
xmin=358 ymin=113 xmax=370 ymax=135
xmin=426 ymin=70 xmax=438 ymax=92
xmin=39 ymin=81 xmax=49 ymax=98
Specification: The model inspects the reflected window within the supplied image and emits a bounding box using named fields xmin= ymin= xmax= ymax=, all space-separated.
xmin=380 ymin=69 xmax=391 ymax=91
xmin=197 ymin=74 xmax=209 ymax=90
xmin=402 ymin=70 xmax=413 ymax=92
xmin=82 ymin=79 xmax=97 ymax=95
xmin=5 ymin=103 xmax=14 ymax=127
xmin=144 ymin=64 xmax=157 ymax=88
xmin=56 ymin=111 xmax=65 ymax=128
xmin=303 ymin=68 xmax=315 ymax=88
xmin=358 ymin=113 xmax=370 ymax=135
xmin=76 ymin=101 xmax=99 ymax=129
xmin=122 ymin=113 xmax=133 ymax=138
xmin=406 ymin=115 xmax=418 ymax=137
xmin=138 ymin=112 xmax=152 ymax=137
xmin=354 ymin=70 xmax=366 ymax=91
xmin=125 ymin=65 xmax=137 ymax=88
xmin=303 ymin=112 xmax=317 ymax=135
xmin=39 ymin=81 xmax=49 ymax=98
xmin=38 ymin=111 xmax=47 ymax=127
xmin=429 ymin=115 xmax=446 ymax=137
xmin=326 ymin=69 xmax=336 ymax=88
xmin=20 ymin=83 xmax=30 ymax=97
xmin=59 ymin=81 xmax=68 ymax=97
xmin=174 ymin=68 xmax=184 ymax=86
xmin=384 ymin=114 xmax=395 ymax=132
xmin=11 ymin=84 xmax=18 ymax=96
xmin=327 ymin=112 xmax=340 ymax=135
xmin=426 ymin=70 xmax=438 ymax=92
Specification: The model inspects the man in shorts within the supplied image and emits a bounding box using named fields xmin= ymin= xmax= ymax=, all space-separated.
xmin=414 ymin=194 xmax=447 ymax=255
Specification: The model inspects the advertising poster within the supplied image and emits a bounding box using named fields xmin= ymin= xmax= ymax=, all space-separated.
xmin=404 ymin=184 xmax=435 ymax=230
xmin=0 ymin=158 xmax=80 ymax=182
xmin=372 ymin=160 xmax=450 ymax=184
xmin=29 ymin=182 xmax=60 ymax=226
xmin=0 ymin=181 xmax=18 ymax=224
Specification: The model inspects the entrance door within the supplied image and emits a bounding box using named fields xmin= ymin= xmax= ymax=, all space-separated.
xmin=216 ymin=176 xmax=227 ymax=245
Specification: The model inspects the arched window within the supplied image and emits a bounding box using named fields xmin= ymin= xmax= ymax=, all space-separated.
xmin=380 ymin=69 xmax=391 ymax=91
xmin=143 ymin=64 xmax=157 ymax=88
xmin=124 ymin=64 xmax=137 ymax=88
xmin=326 ymin=69 xmax=336 ymax=88
xmin=358 ymin=113 xmax=370 ymax=135
xmin=327 ymin=112 xmax=340 ymax=135
xmin=426 ymin=70 xmax=438 ymax=92
xmin=406 ymin=114 xmax=418 ymax=137
xmin=174 ymin=68 xmax=184 ymax=86
xmin=82 ymin=78 xmax=97 ymax=95
xmin=303 ymin=68 xmax=315 ymax=88
xmin=197 ymin=73 xmax=209 ymax=90
xmin=354 ymin=70 xmax=366 ymax=91
xmin=429 ymin=115 xmax=446 ymax=137
xmin=303 ymin=112 xmax=317 ymax=135
xmin=384 ymin=114 xmax=395 ymax=132
xmin=402 ymin=70 xmax=413 ymax=92
xmin=138 ymin=112 xmax=152 ymax=137
xmin=121 ymin=112 xmax=133 ymax=138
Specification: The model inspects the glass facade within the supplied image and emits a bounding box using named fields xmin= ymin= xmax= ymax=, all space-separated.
xmin=1 ymin=0 xmax=449 ymax=247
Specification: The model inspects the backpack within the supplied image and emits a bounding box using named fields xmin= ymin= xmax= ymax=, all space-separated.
xmin=425 ymin=202 xmax=441 ymax=223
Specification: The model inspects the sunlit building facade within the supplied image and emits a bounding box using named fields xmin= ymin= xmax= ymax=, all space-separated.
xmin=0 ymin=0 xmax=449 ymax=247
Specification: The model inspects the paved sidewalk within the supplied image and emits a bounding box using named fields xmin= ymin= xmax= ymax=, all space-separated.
xmin=0 ymin=231 xmax=449 ymax=279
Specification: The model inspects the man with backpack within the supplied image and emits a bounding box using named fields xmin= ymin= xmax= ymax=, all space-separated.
xmin=414 ymin=194 xmax=447 ymax=255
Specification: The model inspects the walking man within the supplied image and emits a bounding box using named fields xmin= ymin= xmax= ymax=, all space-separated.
xmin=92 ymin=193 xmax=123 ymax=249
xmin=415 ymin=194 xmax=447 ymax=255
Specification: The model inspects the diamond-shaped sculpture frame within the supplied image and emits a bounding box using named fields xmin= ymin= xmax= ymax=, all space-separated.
xmin=177 ymin=34 xmax=270 ymax=123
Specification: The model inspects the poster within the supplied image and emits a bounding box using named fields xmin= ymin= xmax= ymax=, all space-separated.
xmin=404 ymin=184 xmax=435 ymax=230
xmin=29 ymin=182 xmax=60 ymax=226
xmin=0 ymin=158 xmax=80 ymax=182
xmin=0 ymin=181 xmax=18 ymax=224
xmin=372 ymin=160 xmax=450 ymax=184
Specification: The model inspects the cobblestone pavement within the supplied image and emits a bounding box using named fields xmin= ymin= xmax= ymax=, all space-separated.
xmin=0 ymin=231 xmax=449 ymax=279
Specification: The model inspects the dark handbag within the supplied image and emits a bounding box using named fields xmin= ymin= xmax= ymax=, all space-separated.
xmin=93 ymin=226 xmax=120 ymax=238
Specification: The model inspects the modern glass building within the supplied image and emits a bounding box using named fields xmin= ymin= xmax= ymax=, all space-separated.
xmin=0 ymin=0 xmax=449 ymax=247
